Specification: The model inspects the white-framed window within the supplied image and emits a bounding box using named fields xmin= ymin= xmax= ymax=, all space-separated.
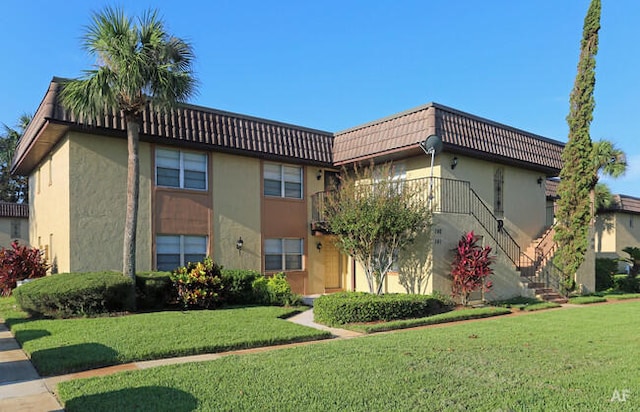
xmin=373 ymin=162 xmax=406 ymax=193
xmin=264 ymin=163 xmax=303 ymax=199
xmin=156 ymin=235 xmax=207 ymax=271
xmin=156 ymin=148 xmax=207 ymax=190
xmin=264 ymin=238 xmax=303 ymax=271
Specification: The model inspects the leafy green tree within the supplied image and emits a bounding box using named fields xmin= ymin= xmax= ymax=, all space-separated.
xmin=0 ymin=115 xmax=31 ymax=203
xmin=60 ymin=7 xmax=197 ymax=290
xmin=324 ymin=163 xmax=432 ymax=295
xmin=555 ymin=0 xmax=601 ymax=288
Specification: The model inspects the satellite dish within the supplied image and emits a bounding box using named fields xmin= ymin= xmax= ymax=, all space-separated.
xmin=419 ymin=134 xmax=442 ymax=155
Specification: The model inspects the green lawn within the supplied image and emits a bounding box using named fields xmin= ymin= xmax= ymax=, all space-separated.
xmin=0 ymin=297 xmax=329 ymax=376
xmin=58 ymin=301 xmax=640 ymax=411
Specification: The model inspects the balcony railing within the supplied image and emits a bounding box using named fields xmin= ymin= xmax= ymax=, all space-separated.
xmin=311 ymin=176 xmax=522 ymax=267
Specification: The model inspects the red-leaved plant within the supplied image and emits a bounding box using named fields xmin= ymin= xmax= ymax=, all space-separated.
xmin=0 ymin=241 xmax=50 ymax=296
xmin=451 ymin=231 xmax=494 ymax=306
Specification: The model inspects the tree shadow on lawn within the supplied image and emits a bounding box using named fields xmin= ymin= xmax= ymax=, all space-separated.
xmin=30 ymin=343 xmax=119 ymax=376
xmin=63 ymin=386 xmax=198 ymax=412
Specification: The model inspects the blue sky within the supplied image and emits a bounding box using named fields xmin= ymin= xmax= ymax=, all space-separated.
xmin=1 ymin=1 xmax=638 ymax=195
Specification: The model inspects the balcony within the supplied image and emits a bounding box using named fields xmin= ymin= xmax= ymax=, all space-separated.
xmin=310 ymin=176 xmax=522 ymax=267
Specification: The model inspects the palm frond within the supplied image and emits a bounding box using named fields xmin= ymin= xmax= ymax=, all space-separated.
xmin=61 ymin=6 xmax=197 ymax=119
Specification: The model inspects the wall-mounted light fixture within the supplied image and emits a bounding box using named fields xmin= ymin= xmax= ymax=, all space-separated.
xmin=450 ymin=156 xmax=458 ymax=170
xmin=537 ymin=176 xmax=544 ymax=185
xmin=236 ymin=237 xmax=244 ymax=253
xmin=316 ymin=242 xmax=323 ymax=251
xmin=316 ymin=170 xmax=323 ymax=180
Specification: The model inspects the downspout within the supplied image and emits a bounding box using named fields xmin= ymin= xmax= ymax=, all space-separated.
xmin=351 ymin=258 xmax=356 ymax=291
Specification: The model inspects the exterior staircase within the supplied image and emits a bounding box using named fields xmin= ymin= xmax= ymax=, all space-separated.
xmin=519 ymin=225 xmax=567 ymax=303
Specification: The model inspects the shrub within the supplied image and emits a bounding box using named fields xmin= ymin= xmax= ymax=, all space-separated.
xmin=613 ymin=274 xmax=640 ymax=293
xmin=0 ymin=241 xmax=49 ymax=296
xmin=13 ymin=272 xmax=134 ymax=318
xmin=220 ymin=269 xmax=262 ymax=305
xmin=314 ymin=292 xmax=454 ymax=326
xmin=595 ymin=258 xmax=617 ymax=291
xmin=136 ymin=272 xmax=174 ymax=310
xmin=171 ymin=257 xmax=224 ymax=309
xmin=267 ymin=273 xmax=300 ymax=306
xmin=252 ymin=273 xmax=300 ymax=306
xmin=450 ymin=231 xmax=494 ymax=305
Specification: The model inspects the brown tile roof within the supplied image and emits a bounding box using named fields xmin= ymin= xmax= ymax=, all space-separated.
xmin=12 ymin=78 xmax=334 ymax=175
xmin=13 ymin=79 xmax=566 ymax=177
xmin=605 ymin=194 xmax=640 ymax=215
xmin=333 ymin=103 xmax=564 ymax=174
xmin=0 ymin=202 xmax=28 ymax=218
xmin=545 ymin=178 xmax=560 ymax=198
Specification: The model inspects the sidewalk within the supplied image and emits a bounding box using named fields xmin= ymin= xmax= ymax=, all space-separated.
xmin=0 ymin=323 xmax=63 ymax=412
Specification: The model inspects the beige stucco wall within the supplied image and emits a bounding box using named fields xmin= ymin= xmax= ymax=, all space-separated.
xmin=0 ymin=217 xmax=29 ymax=248
xmin=30 ymin=137 xmax=71 ymax=272
xmin=439 ymin=154 xmax=547 ymax=249
xmin=306 ymin=167 xmax=330 ymax=294
xmin=67 ymin=132 xmax=152 ymax=272
xmin=345 ymin=153 xmax=543 ymax=299
xmin=211 ymin=152 xmax=262 ymax=272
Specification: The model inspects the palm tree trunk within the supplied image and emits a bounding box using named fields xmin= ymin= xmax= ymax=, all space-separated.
xmin=123 ymin=117 xmax=140 ymax=310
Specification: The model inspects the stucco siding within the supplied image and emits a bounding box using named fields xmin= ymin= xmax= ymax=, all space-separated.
xmin=68 ymin=132 xmax=152 ymax=272
xmin=29 ymin=137 xmax=71 ymax=272
xmin=211 ymin=152 xmax=262 ymax=272
xmin=306 ymin=166 xmax=330 ymax=294
xmin=440 ymin=155 xmax=546 ymax=248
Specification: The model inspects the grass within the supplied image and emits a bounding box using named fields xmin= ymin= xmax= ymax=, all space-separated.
xmin=522 ymin=301 xmax=562 ymax=311
xmin=57 ymin=301 xmax=640 ymax=411
xmin=568 ymin=296 xmax=607 ymax=305
xmin=602 ymin=293 xmax=640 ymax=300
xmin=0 ymin=297 xmax=330 ymax=376
xmin=346 ymin=307 xmax=511 ymax=333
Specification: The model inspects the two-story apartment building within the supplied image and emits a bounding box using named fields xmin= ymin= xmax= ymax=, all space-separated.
xmin=13 ymin=77 xmax=584 ymax=299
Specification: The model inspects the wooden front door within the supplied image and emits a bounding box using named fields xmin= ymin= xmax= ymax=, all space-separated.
xmin=323 ymin=241 xmax=342 ymax=290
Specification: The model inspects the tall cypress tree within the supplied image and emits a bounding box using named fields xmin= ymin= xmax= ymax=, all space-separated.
xmin=555 ymin=0 xmax=601 ymax=288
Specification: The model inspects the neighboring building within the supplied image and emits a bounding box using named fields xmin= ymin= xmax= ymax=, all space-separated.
xmin=0 ymin=202 xmax=29 ymax=248
xmin=595 ymin=194 xmax=640 ymax=270
xmin=13 ymin=77 xmax=583 ymax=300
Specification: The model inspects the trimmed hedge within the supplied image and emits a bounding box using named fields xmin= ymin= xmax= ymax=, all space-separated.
xmin=314 ymin=292 xmax=454 ymax=326
xmin=13 ymin=272 xmax=134 ymax=318
xmin=136 ymin=272 xmax=174 ymax=310
xmin=220 ymin=269 xmax=262 ymax=305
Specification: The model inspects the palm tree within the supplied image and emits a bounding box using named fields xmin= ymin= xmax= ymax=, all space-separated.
xmin=589 ymin=139 xmax=626 ymax=220
xmin=60 ymin=7 xmax=197 ymax=291
xmin=1 ymin=114 xmax=31 ymax=203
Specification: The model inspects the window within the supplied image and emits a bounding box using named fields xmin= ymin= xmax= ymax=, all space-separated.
xmin=373 ymin=162 xmax=406 ymax=193
xmin=10 ymin=220 xmax=21 ymax=239
xmin=156 ymin=235 xmax=207 ymax=271
xmin=265 ymin=238 xmax=303 ymax=271
xmin=156 ymin=148 xmax=207 ymax=190
xmin=264 ymin=163 xmax=303 ymax=198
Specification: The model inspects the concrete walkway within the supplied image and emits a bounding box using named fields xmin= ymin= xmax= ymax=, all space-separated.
xmin=0 ymin=323 xmax=63 ymax=411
